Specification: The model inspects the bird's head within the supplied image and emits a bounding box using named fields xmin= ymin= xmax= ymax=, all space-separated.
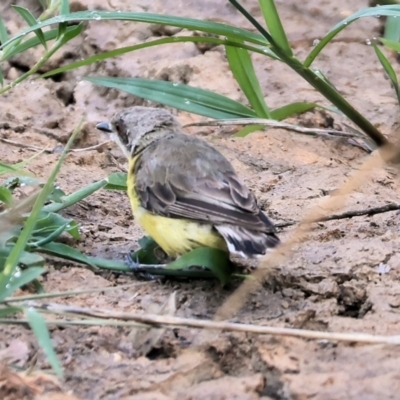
xmin=96 ymin=106 xmax=182 ymax=158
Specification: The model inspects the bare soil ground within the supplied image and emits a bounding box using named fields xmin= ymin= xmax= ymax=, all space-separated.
xmin=1 ymin=0 xmax=400 ymax=399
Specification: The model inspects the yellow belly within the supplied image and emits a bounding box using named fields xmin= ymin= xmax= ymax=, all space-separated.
xmin=127 ymin=157 xmax=227 ymax=258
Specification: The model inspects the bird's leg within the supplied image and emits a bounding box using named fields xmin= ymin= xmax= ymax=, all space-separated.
xmin=125 ymin=253 xmax=167 ymax=281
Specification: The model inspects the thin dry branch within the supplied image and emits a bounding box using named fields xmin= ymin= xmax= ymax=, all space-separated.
xmin=10 ymin=301 xmax=400 ymax=345
xmin=183 ymin=118 xmax=364 ymax=138
xmin=276 ymin=202 xmax=400 ymax=229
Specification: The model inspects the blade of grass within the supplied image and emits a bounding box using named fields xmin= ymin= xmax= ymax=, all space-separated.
xmin=373 ymin=42 xmax=400 ymax=104
xmin=37 ymin=242 xmax=128 ymax=271
xmin=258 ymin=0 xmax=292 ymax=55
xmin=229 ymin=0 xmax=388 ymax=147
xmin=226 ymin=45 xmax=270 ymax=117
xmin=0 ymin=161 xmax=34 ymax=176
xmin=12 ymin=5 xmax=47 ymax=50
xmin=42 ymin=36 xmax=279 ymax=79
xmin=0 ymin=306 xmax=21 ymax=317
xmin=305 ymin=5 xmax=400 ymax=67
xmin=1 ymin=267 xmax=45 ymax=299
xmin=0 ymin=187 xmax=13 ymax=206
xmin=165 ymin=247 xmax=233 ymax=285
xmin=103 ymin=172 xmax=127 ymax=191
xmin=380 ymin=36 xmax=400 ymax=51
xmin=85 ymin=76 xmax=257 ymax=119
xmin=5 ymin=27 xmax=75 ymax=59
xmin=25 ymin=307 xmax=63 ymax=377
xmin=42 ymin=178 xmax=107 ymax=213
xmin=384 ymin=16 xmax=400 ymax=41
xmin=0 ymin=15 xmax=9 ymax=44
xmin=0 ymin=119 xmax=83 ymax=301
xmin=270 ymin=102 xmax=318 ymax=120
xmin=60 ymin=0 xmax=70 ymax=14
xmin=0 ymin=11 xmax=269 ymax=50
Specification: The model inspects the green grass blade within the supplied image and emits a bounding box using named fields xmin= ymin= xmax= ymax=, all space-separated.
xmin=104 ymin=172 xmax=127 ymax=191
xmin=60 ymin=0 xmax=70 ymax=14
xmin=2 ymin=267 xmax=45 ymax=299
xmin=42 ymin=36 xmax=279 ymax=79
xmin=0 ymin=11 xmax=269 ymax=50
xmin=380 ymin=37 xmax=400 ymax=52
xmin=373 ymin=42 xmax=400 ymax=104
xmin=38 ymin=0 xmax=47 ymax=10
xmin=166 ymin=247 xmax=233 ymax=285
xmin=0 ymin=120 xmax=82 ymax=301
xmin=0 ymin=15 xmax=9 ymax=44
xmin=0 ymin=306 xmax=21 ymax=317
xmin=12 ymin=6 xmax=47 ymax=50
xmin=38 ymin=242 xmax=99 ymax=269
xmin=43 ymin=178 xmax=107 ymax=213
xmin=226 ymin=45 xmax=270 ymax=117
xmin=86 ymin=76 xmax=257 ymax=119
xmin=6 ymin=28 xmax=71 ymax=59
xmin=0 ymin=187 xmax=13 ymax=206
xmin=384 ymin=16 xmax=400 ymax=41
xmin=305 ymin=5 xmax=400 ymax=67
xmin=25 ymin=307 xmax=63 ymax=377
xmin=270 ymin=102 xmax=318 ymax=120
xmin=0 ymin=160 xmax=33 ymax=176
xmin=258 ymin=0 xmax=292 ymax=55
xmin=38 ymin=242 xmax=129 ymax=271
xmin=58 ymin=22 xmax=83 ymax=45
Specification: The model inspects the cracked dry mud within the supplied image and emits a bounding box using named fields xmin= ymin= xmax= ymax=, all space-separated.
xmin=1 ymin=0 xmax=400 ymax=399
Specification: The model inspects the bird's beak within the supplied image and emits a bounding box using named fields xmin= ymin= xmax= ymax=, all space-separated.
xmin=96 ymin=121 xmax=113 ymax=133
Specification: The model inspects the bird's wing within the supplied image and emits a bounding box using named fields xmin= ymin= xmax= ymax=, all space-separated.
xmin=134 ymin=134 xmax=276 ymax=233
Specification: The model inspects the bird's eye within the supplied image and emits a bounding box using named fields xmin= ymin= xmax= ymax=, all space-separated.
xmin=115 ymin=121 xmax=121 ymax=134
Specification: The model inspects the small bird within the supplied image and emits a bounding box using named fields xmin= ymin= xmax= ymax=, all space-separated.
xmin=96 ymin=107 xmax=280 ymax=258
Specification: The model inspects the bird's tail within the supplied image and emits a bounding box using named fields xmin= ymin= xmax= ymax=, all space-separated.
xmin=216 ymin=225 xmax=280 ymax=258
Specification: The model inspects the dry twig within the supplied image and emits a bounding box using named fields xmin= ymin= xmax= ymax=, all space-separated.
xmin=5 ymin=300 xmax=400 ymax=345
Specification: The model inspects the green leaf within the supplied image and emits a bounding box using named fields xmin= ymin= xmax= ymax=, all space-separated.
xmin=86 ymin=76 xmax=257 ymax=119
xmin=235 ymin=124 xmax=265 ymax=137
xmin=380 ymin=37 xmax=400 ymax=52
xmin=37 ymin=242 xmax=97 ymax=269
xmin=305 ymin=5 xmax=400 ymax=67
xmin=42 ymin=36 xmax=279 ymax=79
xmin=384 ymin=16 xmax=400 ymax=42
xmin=1 ymin=267 xmax=45 ymax=299
xmin=0 ymin=11 xmax=268 ymax=50
xmin=43 ymin=178 xmax=108 ymax=213
xmin=0 ymin=187 xmax=13 ymax=206
xmin=46 ymin=187 xmax=66 ymax=203
xmin=12 ymin=6 xmax=47 ymax=50
xmin=104 ymin=172 xmax=127 ymax=191
xmin=373 ymin=42 xmax=400 ymax=104
xmin=0 ymin=306 xmax=21 ymax=317
xmin=258 ymin=0 xmax=292 ymax=55
xmin=226 ymin=45 xmax=270 ymax=117
xmin=0 ymin=161 xmax=33 ymax=177
xmin=0 ymin=248 xmax=45 ymax=271
xmin=60 ymin=0 xmax=70 ymax=15
xmin=0 ymin=15 xmax=9 ymax=44
xmin=130 ymin=236 xmax=160 ymax=265
xmin=0 ymin=67 xmax=3 ymax=87
xmin=58 ymin=22 xmax=83 ymax=45
xmin=38 ymin=0 xmax=48 ymax=10
xmin=0 ymin=120 xmax=82 ymax=301
xmin=25 ymin=308 xmax=63 ymax=377
xmin=166 ymin=247 xmax=233 ymax=285
xmin=1 ymin=176 xmax=40 ymax=191
xmin=270 ymin=102 xmax=318 ymax=120
xmin=5 ymin=27 xmax=72 ymax=59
